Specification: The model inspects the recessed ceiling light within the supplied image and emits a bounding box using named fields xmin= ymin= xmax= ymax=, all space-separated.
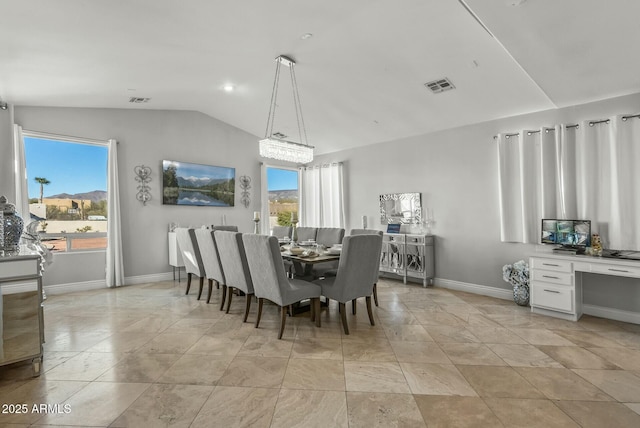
xmin=301 ymin=33 xmax=313 ymax=40
xmin=223 ymin=84 xmax=235 ymax=92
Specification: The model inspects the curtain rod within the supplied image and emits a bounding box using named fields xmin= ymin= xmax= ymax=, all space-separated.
xmin=493 ymin=113 xmax=640 ymax=139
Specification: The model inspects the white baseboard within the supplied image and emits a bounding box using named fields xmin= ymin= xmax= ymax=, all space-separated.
xmin=583 ymin=304 xmax=640 ymax=325
xmin=44 ymin=279 xmax=106 ymax=295
xmin=435 ymin=278 xmax=513 ymax=301
xmin=125 ymin=272 xmax=174 ymax=285
xmin=39 ymin=272 xmax=175 ymax=295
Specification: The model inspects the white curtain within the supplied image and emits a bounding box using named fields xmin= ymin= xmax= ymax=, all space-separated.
xmin=299 ymin=162 xmax=345 ymax=228
xmin=106 ymin=139 xmax=124 ymax=287
xmin=577 ymin=116 xmax=640 ymax=250
xmin=259 ymin=163 xmax=270 ymax=234
xmin=498 ymin=115 xmax=640 ymax=250
xmin=12 ymin=124 xmax=30 ymax=219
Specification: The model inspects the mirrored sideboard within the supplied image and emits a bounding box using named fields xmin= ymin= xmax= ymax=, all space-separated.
xmin=380 ymin=233 xmax=435 ymax=287
xmin=0 ymin=250 xmax=44 ymax=376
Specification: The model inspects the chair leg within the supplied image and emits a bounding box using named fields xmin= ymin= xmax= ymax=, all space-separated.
xmin=185 ymin=273 xmax=192 ymax=295
xmin=339 ymin=302 xmax=349 ymax=335
xmin=373 ymin=283 xmax=379 ymax=307
xmin=310 ymin=298 xmax=315 ymax=322
xmin=197 ymin=277 xmax=204 ymax=300
xmin=255 ymin=298 xmax=264 ymax=328
xmin=243 ymin=293 xmax=253 ymax=323
xmin=215 ymin=279 xmax=220 ymax=290
xmin=206 ymin=279 xmax=213 ymax=304
xmin=314 ymin=298 xmax=321 ymax=327
xmin=225 ymin=287 xmax=233 ymax=314
xmin=278 ymin=306 xmax=287 ymax=339
xmin=366 ymin=296 xmax=375 ymax=326
xmin=220 ymin=284 xmax=227 ymax=311
xmin=352 ymin=299 xmax=357 ymax=315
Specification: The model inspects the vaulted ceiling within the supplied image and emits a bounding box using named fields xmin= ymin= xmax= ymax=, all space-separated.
xmin=2 ymin=0 xmax=639 ymax=154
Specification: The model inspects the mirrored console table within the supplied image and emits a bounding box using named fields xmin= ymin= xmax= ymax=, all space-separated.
xmin=380 ymin=233 xmax=435 ymax=287
xmin=0 ymin=249 xmax=44 ymax=376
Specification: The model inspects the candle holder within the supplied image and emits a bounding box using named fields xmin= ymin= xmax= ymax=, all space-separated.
xmin=254 ymin=218 xmax=260 ymax=234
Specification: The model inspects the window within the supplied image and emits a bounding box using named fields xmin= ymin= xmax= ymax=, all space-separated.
xmin=23 ymin=135 xmax=108 ymax=252
xmin=266 ymin=167 xmax=299 ymax=231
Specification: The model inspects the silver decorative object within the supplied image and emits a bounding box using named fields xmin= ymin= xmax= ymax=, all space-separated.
xmin=0 ymin=195 xmax=24 ymax=254
xmin=134 ymin=165 xmax=152 ymax=205
xmin=239 ymin=175 xmax=251 ymax=208
xmin=503 ymin=260 xmax=530 ymax=306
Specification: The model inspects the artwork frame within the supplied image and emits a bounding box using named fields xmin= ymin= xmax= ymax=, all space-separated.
xmin=162 ymin=160 xmax=235 ymax=206
xmin=380 ymin=192 xmax=422 ymax=224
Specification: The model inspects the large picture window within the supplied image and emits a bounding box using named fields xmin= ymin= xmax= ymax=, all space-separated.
xmin=23 ymin=135 xmax=108 ymax=252
xmin=266 ymin=167 xmax=299 ymax=231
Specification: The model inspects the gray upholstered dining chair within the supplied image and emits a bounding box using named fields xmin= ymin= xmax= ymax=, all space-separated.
xmin=296 ymin=227 xmax=318 ymax=242
xmin=271 ymin=226 xmax=292 ymax=239
xmin=212 ymin=225 xmax=238 ymax=232
xmin=175 ymin=228 xmax=206 ymax=299
xmin=316 ymin=227 xmax=345 ymax=247
xmin=312 ymin=227 xmax=346 ymax=278
xmin=242 ymin=234 xmax=322 ymax=339
xmin=215 ymin=230 xmax=255 ymax=322
xmin=350 ymin=229 xmax=384 ymax=309
xmin=313 ymin=234 xmax=383 ymax=335
xmin=194 ymin=229 xmax=227 ymax=309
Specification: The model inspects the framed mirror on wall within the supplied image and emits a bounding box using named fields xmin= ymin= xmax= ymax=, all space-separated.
xmin=379 ymin=192 xmax=422 ymax=224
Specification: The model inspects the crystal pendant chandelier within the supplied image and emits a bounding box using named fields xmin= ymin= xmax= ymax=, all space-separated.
xmin=259 ymin=55 xmax=314 ymax=164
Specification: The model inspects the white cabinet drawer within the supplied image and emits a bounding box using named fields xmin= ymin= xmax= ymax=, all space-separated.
xmin=530 ymin=258 xmax=572 ymax=273
xmin=531 ymin=284 xmax=573 ymax=313
xmin=589 ymin=263 xmax=640 ymax=279
xmin=384 ymin=234 xmax=405 ymax=243
xmin=532 ymin=269 xmax=573 ymax=286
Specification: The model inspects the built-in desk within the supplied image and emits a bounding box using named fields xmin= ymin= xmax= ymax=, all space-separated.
xmin=0 ymin=249 xmax=44 ymax=376
xmin=530 ymin=253 xmax=640 ymax=322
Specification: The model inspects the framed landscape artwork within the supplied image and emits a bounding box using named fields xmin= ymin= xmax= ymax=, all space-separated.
xmin=162 ymin=160 xmax=235 ymax=206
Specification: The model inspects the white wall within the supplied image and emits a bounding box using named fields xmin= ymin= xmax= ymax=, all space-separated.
xmin=10 ymin=106 xmax=264 ymax=285
xmin=315 ymin=92 xmax=640 ymax=312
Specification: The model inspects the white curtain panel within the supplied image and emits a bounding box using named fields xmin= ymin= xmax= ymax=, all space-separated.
xmin=299 ymin=162 xmax=345 ymax=228
xmin=106 ymin=139 xmax=124 ymax=287
xmin=259 ymin=163 xmax=270 ymax=234
xmin=12 ymin=124 xmax=30 ymax=219
xmin=497 ymin=133 xmax=525 ymax=242
xmin=498 ymin=115 xmax=640 ymax=249
xmin=577 ymin=116 xmax=640 ymax=249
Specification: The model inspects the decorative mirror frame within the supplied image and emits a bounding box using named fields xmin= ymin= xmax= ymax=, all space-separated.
xmin=379 ymin=192 xmax=422 ymax=224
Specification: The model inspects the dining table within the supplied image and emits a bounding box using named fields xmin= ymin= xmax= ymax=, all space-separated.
xmin=280 ymin=246 xmax=341 ymax=314
xmin=281 ymin=246 xmax=341 ymax=279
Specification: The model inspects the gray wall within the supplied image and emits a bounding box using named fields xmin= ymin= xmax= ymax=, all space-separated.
xmin=10 ymin=107 xmax=264 ymax=285
xmin=4 ymin=95 xmax=640 ymax=313
xmin=315 ymin=92 xmax=640 ymax=311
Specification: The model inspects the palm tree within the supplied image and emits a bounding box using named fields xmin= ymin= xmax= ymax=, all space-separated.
xmin=34 ymin=177 xmax=50 ymax=203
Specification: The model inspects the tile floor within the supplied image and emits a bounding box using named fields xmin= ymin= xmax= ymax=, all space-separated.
xmin=1 ymin=278 xmax=640 ymax=427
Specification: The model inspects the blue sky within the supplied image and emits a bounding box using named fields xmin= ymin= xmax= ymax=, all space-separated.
xmin=267 ymin=167 xmax=298 ymax=191
xmin=24 ymin=137 xmax=108 ymax=198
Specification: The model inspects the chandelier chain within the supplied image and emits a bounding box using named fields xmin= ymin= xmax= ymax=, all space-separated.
xmin=290 ymin=65 xmax=309 ymax=147
xmin=265 ymin=59 xmax=282 ymax=138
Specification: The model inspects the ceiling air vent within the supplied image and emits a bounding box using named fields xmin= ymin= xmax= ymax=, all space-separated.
xmin=424 ymin=78 xmax=455 ymax=94
xmin=129 ymin=97 xmax=151 ymax=103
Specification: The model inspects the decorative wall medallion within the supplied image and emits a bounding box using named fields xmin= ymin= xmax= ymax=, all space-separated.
xmin=239 ymin=175 xmax=251 ymax=208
